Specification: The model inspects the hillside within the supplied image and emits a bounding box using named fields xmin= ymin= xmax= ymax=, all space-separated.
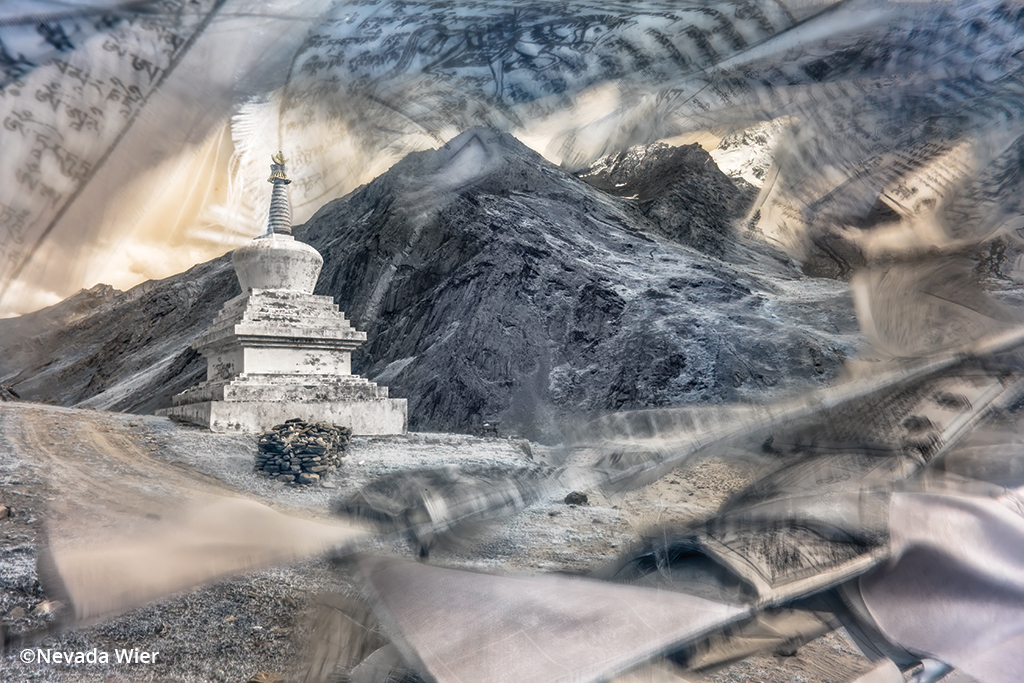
xmin=0 ymin=129 xmax=859 ymax=439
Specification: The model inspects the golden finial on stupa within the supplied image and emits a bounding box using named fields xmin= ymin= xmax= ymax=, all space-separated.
xmin=268 ymin=151 xmax=291 ymax=184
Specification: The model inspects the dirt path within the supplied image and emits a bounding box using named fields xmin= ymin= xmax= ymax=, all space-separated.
xmin=1 ymin=404 xmax=238 ymax=529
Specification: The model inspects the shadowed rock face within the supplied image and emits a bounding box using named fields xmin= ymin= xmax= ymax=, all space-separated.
xmin=0 ymin=259 xmax=238 ymax=414
xmin=0 ymin=129 xmax=859 ymax=439
xmin=299 ymin=129 xmax=858 ymax=438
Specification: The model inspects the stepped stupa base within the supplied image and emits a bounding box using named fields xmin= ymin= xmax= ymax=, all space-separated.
xmin=158 ymin=397 xmax=407 ymax=435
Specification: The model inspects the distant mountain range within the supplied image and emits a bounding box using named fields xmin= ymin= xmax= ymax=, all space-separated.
xmin=0 ymin=129 xmax=861 ymax=439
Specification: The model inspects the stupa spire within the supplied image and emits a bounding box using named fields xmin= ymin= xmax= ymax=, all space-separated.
xmin=267 ymin=151 xmax=292 ymax=236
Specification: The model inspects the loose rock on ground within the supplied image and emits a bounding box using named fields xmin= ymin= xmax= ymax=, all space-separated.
xmin=255 ymin=419 xmax=352 ymax=486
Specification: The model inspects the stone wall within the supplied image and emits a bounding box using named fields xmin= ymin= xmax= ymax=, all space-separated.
xmin=254 ymin=419 xmax=351 ymax=485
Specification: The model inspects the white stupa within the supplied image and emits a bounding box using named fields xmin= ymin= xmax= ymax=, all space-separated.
xmin=158 ymin=153 xmax=407 ymax=434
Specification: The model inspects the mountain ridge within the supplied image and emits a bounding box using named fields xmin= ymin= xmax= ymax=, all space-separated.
xmin=0 ymin=129 xmax=859 ymax=439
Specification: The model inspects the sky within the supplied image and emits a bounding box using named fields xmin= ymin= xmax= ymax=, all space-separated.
xmin=2 ymin=0 xmax=1024 ymax=317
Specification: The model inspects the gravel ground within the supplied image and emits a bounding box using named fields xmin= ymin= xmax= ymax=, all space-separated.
xmin=0 ymin=403 xmax=876 ymax=682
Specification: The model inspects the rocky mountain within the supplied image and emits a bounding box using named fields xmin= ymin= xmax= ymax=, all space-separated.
xmin=0 ymin=261 xmax=238 ymax=414
xmin=0 ymin=129 xmax=860 ymax=439
xmin=575 ymin=141 xmax=756 ymax=259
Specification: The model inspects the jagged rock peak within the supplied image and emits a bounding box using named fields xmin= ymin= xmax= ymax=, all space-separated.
xmin=576 ymin=141 xmax=754 ymax=258
xmin=432 ymin=127 xmax=549 ymax=170
xmin=577 ymin=142 xmax=718 ymax=202
xmin=338 ymin=127 xmax=575 ymax=203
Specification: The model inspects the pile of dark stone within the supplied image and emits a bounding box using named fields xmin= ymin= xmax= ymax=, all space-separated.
xmin=255 ymin=419 xmax=352 ymax=486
